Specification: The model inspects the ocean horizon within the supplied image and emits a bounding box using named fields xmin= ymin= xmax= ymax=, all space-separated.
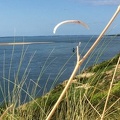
xmin=0 ymin=35 xmax=119 ymax=102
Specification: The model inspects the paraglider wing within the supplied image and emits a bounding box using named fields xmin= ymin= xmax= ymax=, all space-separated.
xmin=53 ymin=20 xmax=89 ymax=34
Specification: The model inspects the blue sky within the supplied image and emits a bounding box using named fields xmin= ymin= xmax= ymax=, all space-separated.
xmin=0 ymin=0 xmax=120 ymax=36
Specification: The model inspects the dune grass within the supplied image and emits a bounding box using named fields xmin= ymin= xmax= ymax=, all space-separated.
xmin=8 ymin=53 xmax=119 ymax=120
xmin=0 ymin=40 xmax=119 ymax=120
xmin=0 ymin=39 xmax=119 ymax=120
xmin=2 ymin=43 xmax=120 ymax=120
xmin=0 ymin=41 xmax=77 ymax=119
xmin=0 ymin=30 xmax=119 ymax=120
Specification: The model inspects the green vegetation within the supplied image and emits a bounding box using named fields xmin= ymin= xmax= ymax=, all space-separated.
xmin=0 ymin=53 xmax=119 ymax=120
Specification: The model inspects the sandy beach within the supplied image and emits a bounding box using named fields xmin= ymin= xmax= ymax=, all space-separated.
xmin=0 ymin=42 xmax=53 ymax=46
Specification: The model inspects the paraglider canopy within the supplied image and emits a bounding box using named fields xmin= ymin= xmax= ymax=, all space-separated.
xmin=53 ymin=20 xmax=89 ymax=34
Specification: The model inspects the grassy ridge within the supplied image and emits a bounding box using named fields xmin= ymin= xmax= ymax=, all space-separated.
xmin=0 ymin=53 xmax=120 ymax=119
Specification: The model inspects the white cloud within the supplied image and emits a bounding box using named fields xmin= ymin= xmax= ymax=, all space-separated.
xmin=78 ymin=0 xmax=120 ymax=5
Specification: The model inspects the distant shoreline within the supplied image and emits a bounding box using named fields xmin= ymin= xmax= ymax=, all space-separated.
xmin=107 ymin=34 xmax=120 ymax=36
xmin=0 ymin=42 xmax=53 ymax=46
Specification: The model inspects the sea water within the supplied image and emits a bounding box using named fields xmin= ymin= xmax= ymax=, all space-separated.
xmin=0 ymin=35 xmax=119 ymax=102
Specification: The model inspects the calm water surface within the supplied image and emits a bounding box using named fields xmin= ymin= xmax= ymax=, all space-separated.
xmin=0 ymin=35 xmax=119 ymax=102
